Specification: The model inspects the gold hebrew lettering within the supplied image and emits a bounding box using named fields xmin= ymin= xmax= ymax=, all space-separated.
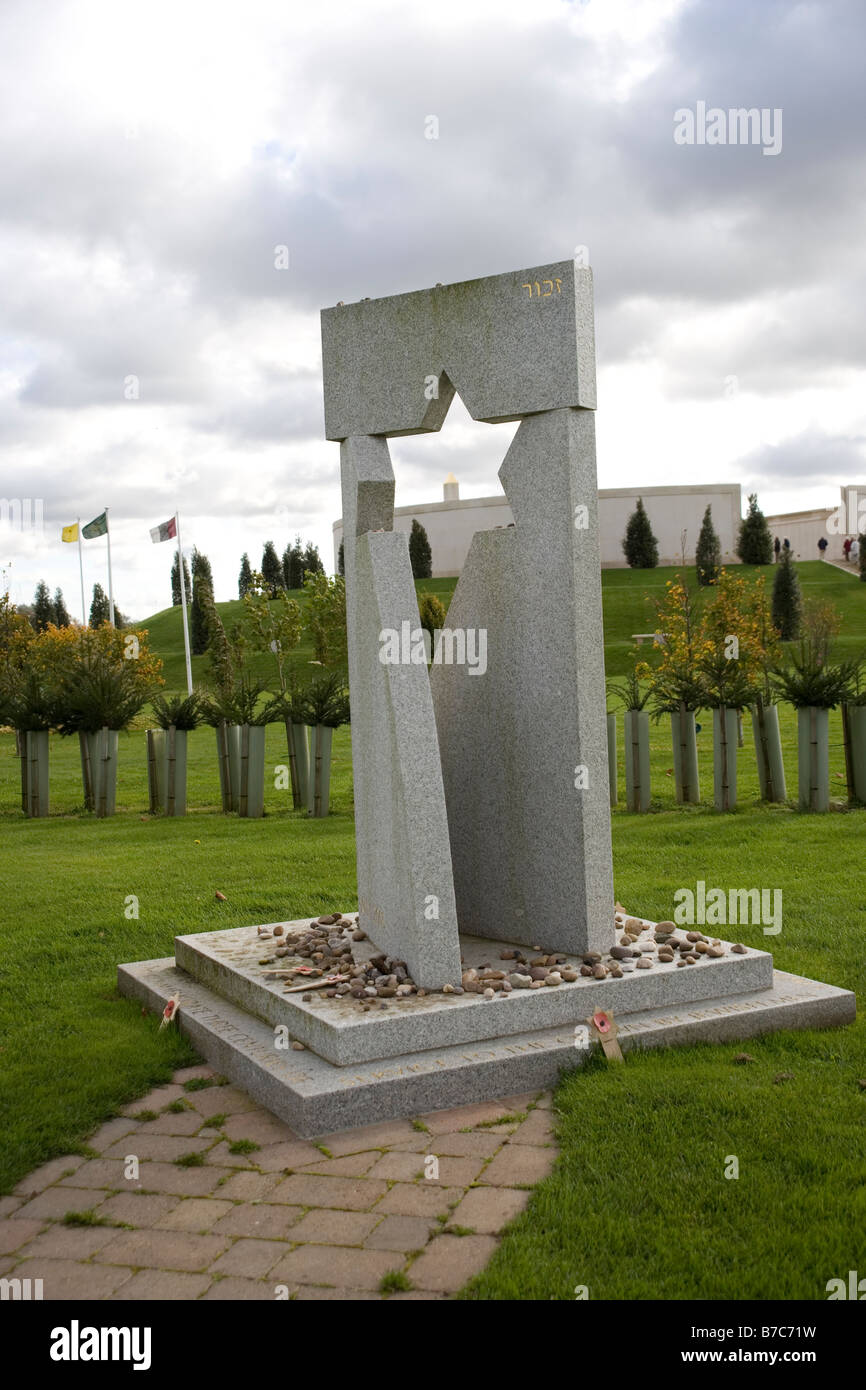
xmin=542 ymin=279 xmax=553 ymax=296
xmin=521 ymin=283 xmax=532 ymax=297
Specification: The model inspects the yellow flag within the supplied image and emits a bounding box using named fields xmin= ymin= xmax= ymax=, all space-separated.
xmin=62 ymin=523 xmax=79 ymax=543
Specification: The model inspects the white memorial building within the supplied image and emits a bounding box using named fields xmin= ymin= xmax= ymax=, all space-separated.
xmin=334 ymin=476 xmax=743 ymax=576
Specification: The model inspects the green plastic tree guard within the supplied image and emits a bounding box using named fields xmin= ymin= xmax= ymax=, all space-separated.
xmin=146 ymin=730 xmax=164 ymax=813
xmin=797 ymin=707 xmax=829 ymax=812
xmin=624 ymin=709 xmax=650 ymax=813
xmin=308 ymin=725 xmax=333 ymax=818
xmin=606 ymin=712 xmax=617 ymax=806
xmin=163 ymin=727 xmax=188 ymax=816
xmin=290 ymin=722 xmax=311 ymax=808
xmin=670 ymin=706 xmax=700 ymax=804
xmin=238 ymin=724 xmax=266 ymax=818
xmin=751 ymin=702 xmax=787 ymax=802
xmin=25 ymin=730 xmax=50 ymax=818
xmin=216 ymin=723 xmax=241 ymax=812
xmin=843 ymin=704 xmax=866 ymax=805
xmin=712 ymin=706 xmax=738 ymax=811
xmin=88 ymin=728 xmax=118 ymax=818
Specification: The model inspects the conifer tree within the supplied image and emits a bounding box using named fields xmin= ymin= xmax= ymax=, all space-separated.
xmin=408 ymin=519 xmax=433 ymax=579
xmin=771 ymin=549 xmax=802 ymax=640
xmin=622 ymin=498 xmax=659 ymax=568
xmin=737 ymin=493 xmax=773 ymax=565
xmin=695 ymin=505 xmax=721 ymax=586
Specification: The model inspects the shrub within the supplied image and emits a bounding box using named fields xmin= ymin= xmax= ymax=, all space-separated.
xmin=418 ymin=592 xmax=446 ymax=637
xmin=736 ymin=493 xmax=773 ymax=565
xmin=622 ymin=498 xmax=658 ymax=569
xmin=695 ymin=506 xmax=721 ymax=586
xmin=772 ymin=600 xmax=854 ymax=709
xmin=771 ymin=550 xmax=802 ymax=640
xmin=191 ymin=549 xmax=214 ymax=656
xmin=296 ymin=671 xmax=350 ymax=729
xmin=151 ymin=691 xmax=206 ymax=731
xmin=409 ymin=520 xmax=432 ymax=579
xmin=304 ymin=573 xmax=347 ymax=667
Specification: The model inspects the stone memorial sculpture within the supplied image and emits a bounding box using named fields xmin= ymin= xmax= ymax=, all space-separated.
xmin=322 ymin=260 xmax=613 ymax=985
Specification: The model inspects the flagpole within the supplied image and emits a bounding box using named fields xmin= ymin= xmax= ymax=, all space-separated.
xmin=174 ymin=512 xmax=193 ymax=696
xmin=77 ymin=518 xmax=86 ymax=624
xmin=105 ymin=507 xmax=116 ymax=626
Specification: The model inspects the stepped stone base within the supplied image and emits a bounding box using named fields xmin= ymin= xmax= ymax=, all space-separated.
xmin=175 ymin=919 xmax=774 ymax=1067
xmin=118 ymin=954 xmax=855 ymax=1139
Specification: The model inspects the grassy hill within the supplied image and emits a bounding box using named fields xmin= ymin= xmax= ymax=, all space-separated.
xmin=140 ymin=563 xmax=865 ymax=692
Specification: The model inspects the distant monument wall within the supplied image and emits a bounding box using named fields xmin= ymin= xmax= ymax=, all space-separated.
xmin=333 ymin=481 xmax=743 ymax=575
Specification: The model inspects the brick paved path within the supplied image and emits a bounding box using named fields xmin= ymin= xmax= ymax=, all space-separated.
xmin=0 ymin=1067 xmax=556 ymax=1300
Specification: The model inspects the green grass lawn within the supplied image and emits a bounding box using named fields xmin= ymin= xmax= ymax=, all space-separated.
xmin=1 ymin=560 xmax=864 ymax=1299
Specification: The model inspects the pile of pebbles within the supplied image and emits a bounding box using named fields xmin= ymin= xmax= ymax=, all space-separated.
xmin=253 ymin=909 xmax=750 ymax=1010
xmin=256 ymin=915 xmax=426 ymax=1012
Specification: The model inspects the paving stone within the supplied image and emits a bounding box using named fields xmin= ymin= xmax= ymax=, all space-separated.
xmin=209 ymin=1238 xmax=288 ymax=1278
xmin=119 ymin=1084 xmax=186 ymax=1115
xmin=480 ymin=1144 xmax=556 ymax=1187
xmin=184 ymin=1085 xmax=258 ymax=1118
xmin=499 ymin=1092 xmax=545 ymax=1110
xmin=14 ymin=1224 xmax=120 ymax=1261
xmin=0 ymin=1257 xmax=18 ymax=1276
xmin=0 ymin=1219 xmax=45 ymax=1255
xmin=204 ymin=1141 xmax=260 ymax=1170
xmin=211 ymin=1204 xmax=304 ymax=1240
xmin=14 ymin=1155 xmax=85 ymax=1197
xmin=318 ymin=1119 xmax=420 ymax=1156
xmin=172 ymin=1065 xmax=217 ymax=1083
xmin=12 ymin=1258 xmax=132 ymax=1301
xmin=298 ymin=1152 xmax=381 ymax=1178
xmin=287 ymin=1209 xmax=379 ymax=1245
xmin=95 ymin=1228 xmax=230 ymax=1272
xmin=124 ymin=1162 xmax=232 ymax=1197
xmin=202 ymin=1276 xmax=277 ymax=1300
xmin=408 ymin=1234 xmax=499 ymax=1291
xmin=96 ymin=1193 xmax=178 ymax=1227
xmin=293 ymin=1285 xmax=381 ymax=1300
xmin=268 ymin=1175 xmax=388 ymax=1211
xmin=447 ymin=1185 xmax=531 ymax=1234
xmin=391 ymin=1130 xmax=503 ymax=1158
xmin=366 ymin=1152 xmax=486 ymax=1186
xmin=374 ymin=1184 xmax=463 ymax=1219
xmin=60 ymin=1159 xmax=134 ymax=1190
xmin=507 ymin=1109 xmax=556 ymax=1146
xmin=86 ymin=1118 xmax=139 ymax=1152
xmin=213 ymin=1170 xmax=284 ymax=1202
xmin=103 ymin=1134 xmax=211 ymax=1163
xmin=0 ymin=1197 xmax=23 ymax=1217
xmin=155 ymin=1199 xmax=236 ymax=1232
xmin=109 ymin=1270 xmax=212 ymax=1300
xmin=388 ymin=1289 xmax=445 ymax=1300
xmin=535 ymin=1093 xmax=554 ymax=1110
xmin=418 ymin=1102 xmax=522 ymax=1134
xmin=254 ymin=1140 xmax=324 ymax=1172
xmin=364 ymin=1215 xmax=435 ymax=1252
xmin=270 ymin=1244 xmax=400 ymax=1290
xmin=12 ymin=1188 xmax=107 ymax=1223
xmin=136 ymin=1109 xmax=206 ymax=1136
xmin=221 ymin=1112 xmax=298 ymax=1146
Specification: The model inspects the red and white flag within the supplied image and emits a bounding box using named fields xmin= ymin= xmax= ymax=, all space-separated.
xmin=150 ymin=516 xmax=177 ymax=544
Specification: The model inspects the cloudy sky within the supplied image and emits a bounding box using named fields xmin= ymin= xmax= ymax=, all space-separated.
xmin=1 ymin=0 xmax=864 ymax=619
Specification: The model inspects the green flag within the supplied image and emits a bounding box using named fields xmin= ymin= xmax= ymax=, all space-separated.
xmin=82 ymin=511 xmax=108 ymax=539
